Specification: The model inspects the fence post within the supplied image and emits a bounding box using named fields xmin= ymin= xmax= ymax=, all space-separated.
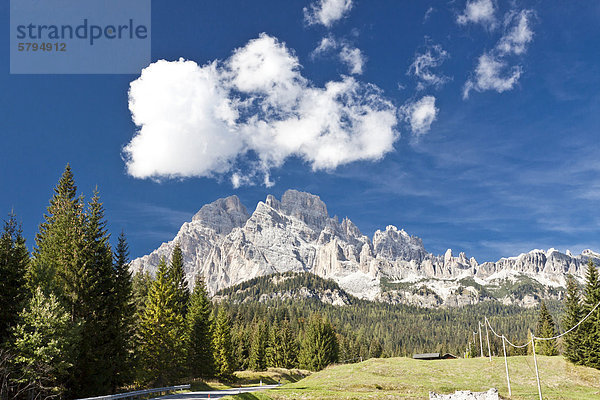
xmin=478 ymin=322 xmax=484 ymax=358
xmin=532 ymin=336 xmax=543 ymax=400
xmin=485 ymin=320 xmax=492 ymax=361
xmin=502 ymin=336 xmax=511 ymax=397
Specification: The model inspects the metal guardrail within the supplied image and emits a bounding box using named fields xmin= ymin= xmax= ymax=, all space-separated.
xmin=75 ymin=384 xmax=191 ymax=400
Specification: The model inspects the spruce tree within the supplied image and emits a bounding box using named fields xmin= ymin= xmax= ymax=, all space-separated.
xmin=233 ymin=326 xmax=251 ymax=371
xmin=299 ymin=314 xmax=339 ymax=371
xmin=74 ymin=189 xmax=116 ymax=396
xmin=562 ymin=274 xmax=584 ymax=364
xmin=213 ymin=308 xmax=235 ymax=379
xmin=169 ymin=244 xmax=189 ymax=318
xmin=534 ymin=301 xmax=558 ymax=356
xmin=0 ymin=213 xmax=29 ymax=346
xmin=266 ymin=320 xmax=298 ymax=369
xmin=248 ymin=322 xmax=267 ymax=371
xmin=581 ymin=260 xmax=600 ymax=368
xmin=12 ymin=288 xmax=78 ymax=399
xmin=109 ymin=231 xmax=135 ymax=390
xmin=139 ymin=258 xmax=187 ymax=385
xmin=187 ymin=276 xmax=214 ymax=378
xmin=29 ymin=164 xmax=86 ymax=304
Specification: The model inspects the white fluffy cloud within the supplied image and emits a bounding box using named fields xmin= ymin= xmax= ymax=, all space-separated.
xmin=124 ymin=34 xmax=398 ymax=185
xmin=463 ymin=54 xmax=521 ymax=98
xmin=312 ymin=36 xmax=365 ymax=75
xmin=400 ymin=96 xmax=438 ymax=136
xmin=463 ymin=8 xmax=534 ymax=98
xmin=339 ymin=46 xmax=365 ymax=75
xmin=457 ymin=0 xmax=496 ymax=28
xmin=408 ymin=44 xmax=450 ymax=90
xmin=304 ymin=0 xmax=353 ymax=27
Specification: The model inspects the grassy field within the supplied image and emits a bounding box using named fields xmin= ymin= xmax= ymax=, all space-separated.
xmin=189 ymin=368 xmax=311 ymax=391
xmin=222 ymin=356 xmax=600 ymax=399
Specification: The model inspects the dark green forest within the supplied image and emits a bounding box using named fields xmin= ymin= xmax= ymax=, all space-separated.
xmin=1 ymin=165 xmax=600 ymax=399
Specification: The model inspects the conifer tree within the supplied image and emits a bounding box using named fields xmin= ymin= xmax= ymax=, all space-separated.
xmin=72 ymin=189 xmax=117 ymax=396
xmin=187 ymin=276 xmax=214 ymax=378
xmin=0 ymin=213 xmax=29 ymax=346
xmin=248 ymin=322 xmax=267 ymax=371
xmin=12 ymin=288 xmax=78 ymax=399
xmin=534 ymin=301 xmax=558 ymax=356
xmin=109 ymin=232 xmax=135 ymax=390
xmin=29 ymin=164 xmax=86 ymax=304
xmin=169 ymin=244 xmax=189 ymax=317
xmin=581 ymin=260 xmax=600 ymax=368
xmin=299 ymin=314 xmax=339 ymax=371
xmin=266 ymin=320 xmax=298 ymax=368
xmin=213 ymin=308 xmax=235 ymax=379
xmin=562 ymin=274 xmax=584 ymax=364
xmin=139 ymin=258 xmax=187 ymax=385
xmin=233 ymin=326 xmax=251 ymax=371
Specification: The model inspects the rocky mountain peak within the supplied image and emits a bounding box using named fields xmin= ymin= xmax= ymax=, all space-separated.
xmin=372 ymin=225 xmax=427 ymax=262
xmin=132 ymin=189 xmax=600 ymax=308
xmin=279 ymin=189 xmax=329 ymax=231
xmin=191 ymin=195 xmax=249 ymax=234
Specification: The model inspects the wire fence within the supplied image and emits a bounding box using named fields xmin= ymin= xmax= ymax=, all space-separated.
xmin=470 ymin=299 xmax=600 ymax=400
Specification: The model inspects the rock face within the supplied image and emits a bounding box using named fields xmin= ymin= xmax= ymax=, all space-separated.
xmin=130 ymin=190 xmax=600 ymax=307
xmin=429 ymin=388 xmax=499 ymax=400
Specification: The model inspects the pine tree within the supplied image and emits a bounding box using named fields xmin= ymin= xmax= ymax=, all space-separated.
xmin=213 ymin=308 xmax=235 ymax=379
xmin=169 ymin=244 xmax=189 ymax=318
xmin=299 ymin=314 xmax=339 ymax=371
xmin=12 ymin=288 xmax=78 ymax=399
xmin=0 ymin=212 xmax=29 ymax=346
xmin=581 ymin=260 xmax=600 ymax=368
xmin=109 ymin=231 xmax=135 ymax=390
xmin=534 ymin=301 xmax=558 ymax=356
xmin=562 ymin=274 xmax=584 ymax=364
xmin=139 ymin=258 xmax=187 ymax=385
xmin=187 ymin=276 xmax=214 ymax=378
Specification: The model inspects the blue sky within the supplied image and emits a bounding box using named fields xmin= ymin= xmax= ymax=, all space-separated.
xmin=1 ymin=0 xmax=599 ymax=263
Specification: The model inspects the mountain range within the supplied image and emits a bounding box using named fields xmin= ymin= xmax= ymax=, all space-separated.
xmin=130 ymin=190 xmax=600 ymax=307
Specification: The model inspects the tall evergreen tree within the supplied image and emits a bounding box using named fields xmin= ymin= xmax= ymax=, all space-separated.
xmin=232 ymin=326 xmax=251 ymax=371
xmin=187 ymin=276 xmax=214 ymax=378
xmin=534 ymin=301 xmax=558 ymax=356
xmin=0 ymin=213 xmax=29 ymax=346
xmin=213 ymin=308 xmax=235 ymax=379
xmin=109 ymin=231 xmax=135 ymax=390
xmin=29 ymin=164 xmax=86 ymax=304
xmin=169 ymin=244 xmax=189 ymax=318
xmin=139 ymin=258 xmax=186 ymax=385
xmin=299 ymin=314 xmax=339 ymax=371
xmin=12 ymin=288 xmax=78 ymax=399
xmin=71 ymin=189 xmax=117 ymax=397
xmin=562 ymin=274 xmax=584 ymax=364
xmin=581 ymin=260 xmax=600 ymax=368
xmin=248 ymin=322 xmax=267 ymax=371
xmin=266 ymin=320 xmax=298 ymax=369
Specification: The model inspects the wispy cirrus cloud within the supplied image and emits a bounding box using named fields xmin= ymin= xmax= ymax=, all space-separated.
xmin=463 ymin=8 xmax=535 ymax=98
xmin=407 ymin=43 xmax=450 ymax=91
